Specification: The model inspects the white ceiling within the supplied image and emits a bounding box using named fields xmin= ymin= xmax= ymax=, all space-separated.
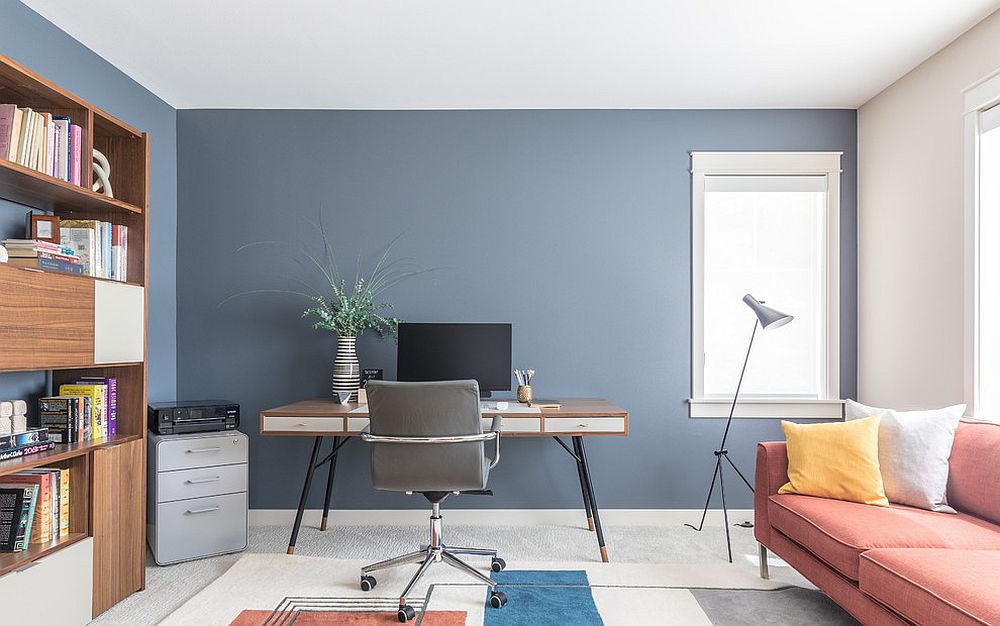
xmin=19 ymin=0 xmax=1000 ymax=110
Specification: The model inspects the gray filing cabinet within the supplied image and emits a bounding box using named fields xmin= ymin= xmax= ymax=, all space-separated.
xmin=147 ymin=431 xmax=249 ymax=565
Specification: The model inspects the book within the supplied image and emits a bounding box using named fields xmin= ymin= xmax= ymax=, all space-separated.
xmin=7 ymin=107 xmax=23 ymax=161
xmin=38 ymin=397 xmax=78 ymax=443
xmin=0 ymin=103 xmax=15 ymax=160
xmin=0 ymin=441 xmax=56 ymax=462
xmin=59 ymin=384 xmax=104 ymax=440
xmin=53 ymin=116 xmax=70 ymax=181
xmin=42 ymin=112 xmax=54 ymax=176
xmin=57 ymin=468 xmax=70 ymax=538
xmin=69 ymin=124 xmax=81 ymax=185
xmin=0 ymin=428 xmax=48 ymax=452
xmin=16 ymin=107 xmax=32 ymax=165
xmin=528 ymin=399 xmax=562 ymax=409
xmin=3 ymin=472 xmax=51 ymax=543
xmin=60 ymin=220 xmax=103 ymax=278
xmin=77 ymin=377 xmax=117 ymax=438
xmin=0 ymin=485 xmax=38 ymax=553
xmin=111 ymin=225 xmax=125 ymax=282
xmin=8 ymin=256 xmax=84 ymax=275
xmin=60 ymin=227 xmax=96 ymax=276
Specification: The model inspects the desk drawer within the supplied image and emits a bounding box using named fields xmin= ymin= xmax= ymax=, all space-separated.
xmin=157 ymin=463 xmax=248 ymax=503
xmin=544 ymin=417 xmax=626 ymax=433
xmin=153 ymin=492 xmax=248 ymax=565
xmin=263 ymin=415 xmax=346 ymax=434
xmin=482 ymin=417 xmax=541 ymax=433
xmin=347 ymin=417 xmax=369 ymax=432
xmin=156 ymin=433 xmax=249 ymax=471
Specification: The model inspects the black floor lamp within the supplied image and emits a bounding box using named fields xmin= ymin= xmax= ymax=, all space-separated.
xmin=685 ymin=294 xmax=793 ymax=563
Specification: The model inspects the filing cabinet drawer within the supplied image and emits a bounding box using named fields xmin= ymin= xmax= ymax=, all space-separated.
xmin=263 ymin=415 xmax=346 ymax=434
xmin=544 ymin=417 xmax=626 ymax=433
xmin=157 ymin=463 xmax=248 ymax=503
xmin=153 ymin=492 xmax=248 ymax=565
xmin=156 ymin=433 xmax=248 ymax=471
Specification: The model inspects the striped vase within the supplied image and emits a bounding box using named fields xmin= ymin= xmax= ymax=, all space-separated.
xmin=331 ymin=335 xmax=360 ymax=402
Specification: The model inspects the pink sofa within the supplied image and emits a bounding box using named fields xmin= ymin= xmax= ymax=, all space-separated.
xmin=755 ymin=418 xmax=1000 ymax=626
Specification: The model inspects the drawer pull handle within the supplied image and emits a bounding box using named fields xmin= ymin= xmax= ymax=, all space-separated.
xmin=186 ymin=505 xmax=221 ymax=515
xmin=186 ymin=447 xmax=222 ymax=454
xmin=297 ymin=423 xmax=309 ymax=426
xmin=185 ymin=476 xmax=222 ymax=485
xmin=577 ymin=423 xmax=588 ymax=427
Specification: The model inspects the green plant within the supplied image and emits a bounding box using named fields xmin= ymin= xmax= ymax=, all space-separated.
xmin=222 ymin=218 xmax=430 ymax=339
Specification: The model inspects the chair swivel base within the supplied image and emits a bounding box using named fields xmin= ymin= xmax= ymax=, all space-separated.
xmin=359 ymin=502 xmax=508 ymax=622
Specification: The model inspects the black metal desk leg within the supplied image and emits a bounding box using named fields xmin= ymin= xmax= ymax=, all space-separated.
xmin=573 ymin=438 xmax=595 ymax=531
xmin=288 ymin=436 xmax=323 ymax=554
xmin=574 ymin=436 xmax=608 ymax=562
xmin=320 ymin=436 xmax=341 ymax=531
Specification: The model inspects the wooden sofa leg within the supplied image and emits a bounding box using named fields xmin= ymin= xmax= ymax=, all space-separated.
xmin=759 ymin=543 xmax=770 ymax=579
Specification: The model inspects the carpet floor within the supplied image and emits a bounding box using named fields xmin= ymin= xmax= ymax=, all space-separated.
xmin=91 ymin=522 xmax=857 ymax=625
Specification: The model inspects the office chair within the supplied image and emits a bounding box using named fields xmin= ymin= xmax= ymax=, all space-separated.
xmin=359 ymin=380 xmax=508 ymax=623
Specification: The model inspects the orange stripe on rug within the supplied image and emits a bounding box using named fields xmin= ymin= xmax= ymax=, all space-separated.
xmin=230 ymin=609 xmax=467 ymax=625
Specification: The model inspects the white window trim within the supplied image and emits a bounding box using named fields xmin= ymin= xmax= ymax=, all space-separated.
xmin=963 ymin=69 xmax=1000 ymax=418
xmin=689 ymin=151 xmax=843 ymax=420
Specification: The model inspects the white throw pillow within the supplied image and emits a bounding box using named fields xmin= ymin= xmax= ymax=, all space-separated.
xmin=845 ymin=400 xmax=964 ymax=513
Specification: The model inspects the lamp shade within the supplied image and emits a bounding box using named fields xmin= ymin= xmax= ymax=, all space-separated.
xmin=742 ymin=294 xmax=793 ymax=330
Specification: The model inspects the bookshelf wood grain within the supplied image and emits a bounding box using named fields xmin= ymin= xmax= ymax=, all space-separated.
xmin=0 ymin=53 xmax=149 ymax=618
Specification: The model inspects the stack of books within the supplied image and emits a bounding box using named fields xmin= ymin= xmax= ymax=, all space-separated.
xmin=38 ymin=377 xmax=118 ymax=443
xmin=2 ymin=238 xmax=82 ymax=275
xmin=60 ymin=220 xmax=129 ymax=281
xmin=0 ymin=466 xmax=72 ymax=553
xmin=0 ymin=104 xmax=83 ymax=185
xmin=0 ymin=428 xmax=54 ymax=462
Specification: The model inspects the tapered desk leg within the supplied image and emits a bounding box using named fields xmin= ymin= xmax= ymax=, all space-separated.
xmin=288 ymin=436 xmax=322 ymax=554
xmin=320 ymin=436 xmax=341 ymax=531
xmin=574 ymin=436 xmax=608 ymax=562
xmin=574 ymin=439 xmax=595 ymax=531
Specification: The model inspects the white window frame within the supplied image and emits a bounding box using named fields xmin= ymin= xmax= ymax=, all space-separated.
xmin=963 ymin=69 xmax=1000 ymax=418
xmin=689 ymin=151 xmax=843 ymax=419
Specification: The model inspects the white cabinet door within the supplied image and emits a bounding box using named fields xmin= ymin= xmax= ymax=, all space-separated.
xmin=94 ymin=281 xmax=144 ymax=363
xmin=0 ymin=538 xmax=93 ymax=625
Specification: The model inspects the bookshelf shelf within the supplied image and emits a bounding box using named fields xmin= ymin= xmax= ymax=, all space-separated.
xmin=0 ymin=434 xmax=142 ymax=478
xmin=0 ymin=53 xmax=148 ymax=618
xmin=0 ymin=531 xmax=87 ymax=578
xmin=0 ymin=158 xmax=143 ymax=216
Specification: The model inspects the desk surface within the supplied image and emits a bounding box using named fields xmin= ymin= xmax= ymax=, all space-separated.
xmin=260 ymin=397 xmax=628 ymax=437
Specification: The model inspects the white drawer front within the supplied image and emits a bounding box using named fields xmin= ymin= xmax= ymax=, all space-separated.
xmin=157 ymin=433 xmax=249 ymax=471
xmin=0 ymin=537 xmax=92 ymax=624
xmin=544 ymin=417 xmax=626 ymax=433
xmin=263 ymin=416 xmax=345 ymax=434
xmin=94 ymin=281 xmax=144 ymax=363
xmin=154 ymin=492 xmax=248 ymax=565
xmin=347 ymin=417 xmax=369 ymax=432
xmin=482 ymin=417 xmax=541 ymax=433
xmin=157 ymin=463 xmax=248 ymax=503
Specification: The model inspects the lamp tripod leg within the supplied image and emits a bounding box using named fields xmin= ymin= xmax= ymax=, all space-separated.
xmin=684 ymin=455 xmax=722 ymax=533
xmin=723 ymin=452 xmax=754 ymax=493
xmin=719 ymin=458 xmax=733 ymax=563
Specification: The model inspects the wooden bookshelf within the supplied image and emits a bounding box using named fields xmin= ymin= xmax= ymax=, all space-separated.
xmin=0 ymin=53 xmax=148 ymax=619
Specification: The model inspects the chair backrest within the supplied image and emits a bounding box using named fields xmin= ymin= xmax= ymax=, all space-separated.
xmin=366 ymin=380 xmax=487 ymax=492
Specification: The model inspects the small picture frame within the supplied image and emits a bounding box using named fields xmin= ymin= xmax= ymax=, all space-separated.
xmin=28 ymin=213 xmax=60 ymax=243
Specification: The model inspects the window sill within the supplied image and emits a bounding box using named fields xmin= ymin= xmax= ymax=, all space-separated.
xmin=687 ymin=398 xmax=844 ymax=419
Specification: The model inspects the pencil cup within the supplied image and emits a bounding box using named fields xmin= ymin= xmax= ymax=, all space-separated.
xmin=517 ymin=385 xmax=532 ymax=403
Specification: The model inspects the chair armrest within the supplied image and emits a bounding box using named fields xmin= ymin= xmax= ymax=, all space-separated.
xmin=488 ymin=416 xmax=502 ymax=469
xmin=360 ymin=431 xmax=498 ymax=444
xmin=755 ymin=441 xmax=789 ymax=546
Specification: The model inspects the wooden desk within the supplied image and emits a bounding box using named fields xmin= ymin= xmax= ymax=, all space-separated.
xmin=260 ymin=398 xmax=628 ymax=562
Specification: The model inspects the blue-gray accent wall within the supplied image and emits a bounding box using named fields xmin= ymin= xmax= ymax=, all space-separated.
xmin=0 ymin=0 xmax=177 ymax=402
xmin=176 ymin=108 xmax=856 ymax=510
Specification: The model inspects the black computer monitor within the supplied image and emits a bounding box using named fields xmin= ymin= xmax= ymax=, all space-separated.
xmin=396 ymin=323 xmax=512 ymax=398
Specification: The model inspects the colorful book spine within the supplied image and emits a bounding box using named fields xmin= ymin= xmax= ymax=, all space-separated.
xmin=0 ymin=485 xmax=37 ymax=553
xmin=58 ymin=468 xmax=70 ymax=538
xmin=0 ymin=428 xmax=49 ymax=452
xmin=0 ymin=441 xmax=56 ymax=462
xmin=3 ymin=473 xmax=50 ymax=543
xmin=69 ymin=124 xmax=81 ymax=185
xmin=59 ymin=384 xmax=104 ymax=440
xmin=0 ymin=103 xmax=15 ymax=160
xmin=38 ymin=397 xmax=77 ymax=443
xmin=78 ymin=377 xmax=116 ymax=437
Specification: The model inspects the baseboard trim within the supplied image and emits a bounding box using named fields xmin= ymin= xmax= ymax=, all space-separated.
xmin=249 ymin=508 xmax=755 ymax=528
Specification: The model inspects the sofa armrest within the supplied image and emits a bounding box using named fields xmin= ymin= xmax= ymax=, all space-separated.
xmin=755 ymin=441 xmax=789 ymax=546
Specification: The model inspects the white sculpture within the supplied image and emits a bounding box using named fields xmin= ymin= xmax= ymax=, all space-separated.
xmin=0 ymin=401 xmax=12 ymax=435
xmin=11 ymin=400 xmax=27 ymax=434
xmin=92 ymin=149 xmax=114 ymax=198
xmin=0 ymin=243 xmax=7 ymax=263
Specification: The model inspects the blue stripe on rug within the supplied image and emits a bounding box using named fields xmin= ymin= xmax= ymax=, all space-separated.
xmin=483 ymin=570 xmax=604 ymax=626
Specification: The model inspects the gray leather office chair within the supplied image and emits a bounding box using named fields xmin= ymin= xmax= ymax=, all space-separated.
xmin=359 ymin=380 xmax=508 ymax=623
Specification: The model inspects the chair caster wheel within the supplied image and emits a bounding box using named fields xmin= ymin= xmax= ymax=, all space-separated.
xmin=489 ymin=590 xmax=508 ymax=609
xmin=360 ymin=575 xmax=376 ymax=592
xmin=397 ymin=605 xmax=416 ymax=622
xmin=491 ymin=557 xmax=506 ymax=572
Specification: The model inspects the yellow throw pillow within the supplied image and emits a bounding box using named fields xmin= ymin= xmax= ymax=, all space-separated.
xmin=778 ymin=414 xmax=889 ymax=507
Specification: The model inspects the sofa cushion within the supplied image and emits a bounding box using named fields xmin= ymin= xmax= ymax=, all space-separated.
xmin=948 ymin=419 xmax=1000 ymax=524
xmin=769 ymin=493 xmax=1000 ymax=580
xmin=860 ymin=549 xmax=1000 ymax=626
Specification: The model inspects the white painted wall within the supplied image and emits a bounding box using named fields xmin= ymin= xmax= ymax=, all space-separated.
xmin=858 ymin=10 xmax=1000 ymax=409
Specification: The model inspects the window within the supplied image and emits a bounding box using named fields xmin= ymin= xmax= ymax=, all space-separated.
xmin=690 ymin=152 xmax=842 ymax=419
xmin=964 ymin=71 xmax=1000 ymax=420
